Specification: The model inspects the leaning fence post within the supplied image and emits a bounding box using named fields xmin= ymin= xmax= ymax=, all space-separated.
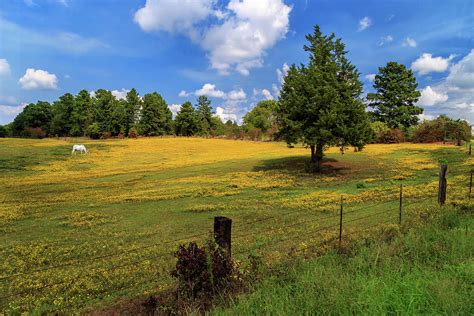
xmin=399 ymin=184 xmax=403 ymax=225
xmin=339 ymin=196 xmax=343 ymax=249
xmin=438 ymin=164 xmax=448 ymax=206
xmin=214 ymin=216 xmax=232 ymax=258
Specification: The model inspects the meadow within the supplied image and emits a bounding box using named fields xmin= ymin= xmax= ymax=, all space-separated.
xmin=0 ymin=137 xmax=472 ymax=313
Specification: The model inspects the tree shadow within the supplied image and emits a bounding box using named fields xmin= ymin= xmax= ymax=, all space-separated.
xmin=252 ymin=156 xmax=351 ymax=175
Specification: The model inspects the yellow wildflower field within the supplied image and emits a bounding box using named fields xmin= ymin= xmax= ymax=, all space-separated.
xmin=0 ymin=137 xmax=471 ymax=313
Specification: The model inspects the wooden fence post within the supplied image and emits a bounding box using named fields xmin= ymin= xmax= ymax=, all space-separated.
xmin=469 ymin=144 xmax=471 ymax=156
xmin=438 ymin=164 xmax=448 ymax=206
xmin=214 ymin=216 xmax=232 ymax=258
xmin=399 ymin=184 xmax=403 ymax=225
xmin=338 ymin=196 xmax=343 ymax=249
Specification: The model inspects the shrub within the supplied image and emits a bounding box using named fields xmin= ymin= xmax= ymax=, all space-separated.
xmin=25 ymin=127 xmax=46 ymax=139
xmin=128 ymin=127 xmax=138 ymax=138
xmin=171 ymin=241 xmax=235 ymax=301
xmin=85 ymin=123 xmax=101 ymax=139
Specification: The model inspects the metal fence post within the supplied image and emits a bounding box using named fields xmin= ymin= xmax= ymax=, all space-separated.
xmin=399 ymin=184 xmax=403 ymax=225
xmin=339 ymin=196 xmax=343 ymax=249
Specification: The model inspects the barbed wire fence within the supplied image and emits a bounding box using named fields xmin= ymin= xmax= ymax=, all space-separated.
xmin=0 ymin=164 xmax=472 ymax=311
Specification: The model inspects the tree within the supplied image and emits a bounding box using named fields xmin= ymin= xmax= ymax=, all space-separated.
xmin=195 ymin=96 xmax=214 ymax=136
xmin=71 ymin=90 xmax=93 ymax=136
xmin=139 ymin=92 xmax=173 ymax=136
xmin=0 ymin=125 xmax=7 ymax=137
xmin=175 ymin=101 xmax=198 ymax=136
xmin=109 ymin=99 xmax=126 ymax=136
xmin=124 ymin=88 xmax=141 ymax=136
xmin=93 ymin=89 xmax=115 ymax=133
xmin=243 ymin=100 xmax=278 ymax=136
xmin=367 ymin=62 xmax=422 ymax=129
xmin=51 ymin=93 xmax=76 ymax=136
xmin=277 ymin=25 xmax=372 ymax=170
xmin=12 ymin=101 xmax=52 ymax=136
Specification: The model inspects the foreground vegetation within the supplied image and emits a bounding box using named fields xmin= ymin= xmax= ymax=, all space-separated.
xmin=214 ymin=204 xmax=473 ymax=315
xmin=0 ymin=137 xmax=472 ymax=313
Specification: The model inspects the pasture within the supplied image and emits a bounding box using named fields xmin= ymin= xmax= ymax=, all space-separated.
xmin=0 ymin=137 xmax=472 ymax=313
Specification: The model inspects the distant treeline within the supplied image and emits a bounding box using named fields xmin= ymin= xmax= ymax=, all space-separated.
xmin=0 ymin=89 xmax=245 ymax=139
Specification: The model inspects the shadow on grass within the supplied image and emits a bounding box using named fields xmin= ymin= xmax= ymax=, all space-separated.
xmin=252 ymin=156 xmax=350 ymax=175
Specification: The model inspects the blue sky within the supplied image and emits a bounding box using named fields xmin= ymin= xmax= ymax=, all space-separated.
xmin=0 ymin=0 xmax=473 ymax=125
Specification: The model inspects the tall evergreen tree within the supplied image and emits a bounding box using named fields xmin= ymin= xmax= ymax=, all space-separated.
xmin=139 ymin=92 xmax=173 ymax=136
xmin=51 ymin=93 xmax=75 ymax=136
xmin=277 ymin=25 xmax=372 ymax=170
xmin=175 ymin=101 xmax=198 ymax=136
xmin=367 ymin=62 xmax=422 ymax=129
xmin=124 ymin=88 xmax=141 ymax=136
xmin=71 ymin=90 xmax=91 ymax=136
xmin=109 ymin=98 xmax=126 ymax=136
xmin=195 ymin=96 xmax=214 ymax=136
xmin=93 ymin=89 xmax=115 ymax=133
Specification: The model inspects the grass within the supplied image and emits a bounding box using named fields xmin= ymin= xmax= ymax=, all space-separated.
xmin=213 ymin=206 xmax=474 ymax=315
xmin=0 ymin=137 xmax=472 ymax=313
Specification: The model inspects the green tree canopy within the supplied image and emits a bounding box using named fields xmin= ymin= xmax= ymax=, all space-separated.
xmin=124 ymin=88 xmax=141 ymax=136
xmin=367 ymin=61 xmax=422 ymax=129
xmin=277 ymin=25 xmax=372 ymax=170
xmin=12 ymin=101 xmax=52 ymax=136
xmin=51 ymin=93 xmax=75 ymax=136
xmin=139 ymin=92 xmax=173 ymax=136
xmin=195 ymin=96 xmax=214 ymax=136
xmin=243 ymin=100 xmax=278 ymax=133
xmin=175 ymin=101 xmax=198 ymax=136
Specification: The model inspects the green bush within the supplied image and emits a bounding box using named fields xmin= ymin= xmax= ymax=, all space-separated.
xmin=85 ymin=123 xmax=101 ymax=139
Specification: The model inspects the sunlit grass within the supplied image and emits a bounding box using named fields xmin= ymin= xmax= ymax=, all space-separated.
xmin=0 ymin=137 xmax=471 ymax=313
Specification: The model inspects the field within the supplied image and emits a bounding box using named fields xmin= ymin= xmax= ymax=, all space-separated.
xmin=0 ymin=137 xmax=472 ymax=313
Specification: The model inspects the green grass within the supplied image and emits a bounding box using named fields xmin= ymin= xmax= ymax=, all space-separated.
xmin=213 ymin=206 xmax=474 ymax=315
xmin=0 ymin=138 xmax=472 ymax=313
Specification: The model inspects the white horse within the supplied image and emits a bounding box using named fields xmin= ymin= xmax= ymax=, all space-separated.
xmin=72 ymin=144 xmax=88 ymax=155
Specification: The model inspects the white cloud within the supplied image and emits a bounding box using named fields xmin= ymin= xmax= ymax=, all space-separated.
xmin=417 ymin=49 xmax=474 ymax=124
xmin=402 ymin=37 xmax=417 ymax=48
xmin=178 ymin=90 xmax=191 ymax=97
xmin=365 ymin=74 xmax=376 ymax=82
xmin=195 ymin=83 xmax=226 ymax=98
xmin=227 ymin=88 xmax=246 ymax=101
xmin=134 ymin=0 xmax=213 ymax=34
xmin=18 ymin=68 xmax=58 ymax=90
xmin=215 ymin=106 xmax=238 ymax=122
xmin=411 ymin=53 xmax=455 ymax=75
xmin=168 ymin=104 xmax=181 ymax=118
xmin=418 ymin=113 xmax=435 ymax=121
xmin=0 ymin=103 xmax=27 ymax=124
xmin=111 ymin=88 xmax=130 ymax=100
xmin=418 ymin=86 xmax=448 ymax=106
xmin=134 ymin=0 xmax=291 ymax=75
xmin=0 ymin=59 xmax=11 ymax=76
xmin=253 ymin=88 xmax=274 ymax=100
xmin=358 ymin=17 xmax=372 ymax=31
xmin=0 ymin=96 xmax=17 ymax=104
xmin=379 ymin=35 xmax=393 ymax=46
xmin=277 ymin=63 xmax=290 ymax=85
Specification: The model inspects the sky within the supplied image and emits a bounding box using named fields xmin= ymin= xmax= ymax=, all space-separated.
xmin=0 ymin=0 xmax=473 ymax=125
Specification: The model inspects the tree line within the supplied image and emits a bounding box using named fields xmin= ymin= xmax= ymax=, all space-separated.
xmin=0 ymin=24 xmax=471 ymax=169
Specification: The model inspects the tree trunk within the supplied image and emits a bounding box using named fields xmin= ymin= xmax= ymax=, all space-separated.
xmin=310 ymin=145 xmax=316 ymax=163
xmin=315 ymin=142 xmax=324 ymax=170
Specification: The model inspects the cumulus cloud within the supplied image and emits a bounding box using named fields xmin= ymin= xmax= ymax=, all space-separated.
xmin=111 ymin=88 xmax=130 ymax=100
xmin=402 ymin=37 xmax=417 ymax=48
xmin=358 ymin=17 xmax=372 ymax=31
xmin=0 ymin=59 xmax=11 ymax=76
xmin=18 ymin=68 xmax=58 ymax=90
xmin=195 ymin=83 xmax=226 ymax=98
xmin=178 ymin=90 xmax=191 ymax=97
xmin=417 ymin=49 xmax=474 ymax=124
xmin=168 ymin=104 xmax=181 ymax=118
xmin=365 ymin=74 xmax=376 ymax=82
xmin=379 ymin=35 xmax=393 ymax=46
xmin=134 ymin=0 xmax=213 ymax=34
xmin=253 ymin=88 xmax=274 ymax=100
xmin=411 ymin=53 xmax=455 ymax=75
xmin=227 ymin=88 xmax=246 ymax=101
xmin=418 ymin=86 xmax=448 ymax=106
xmin=134 ymin=0 xmax=292 ymax=75
xmin=0 ymin=103 xmax=27 ymax=124
xmin=215 ymin=106 xmax=238 ymax=122
xmin=277 ymin=63 xmax=290 ymax=85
